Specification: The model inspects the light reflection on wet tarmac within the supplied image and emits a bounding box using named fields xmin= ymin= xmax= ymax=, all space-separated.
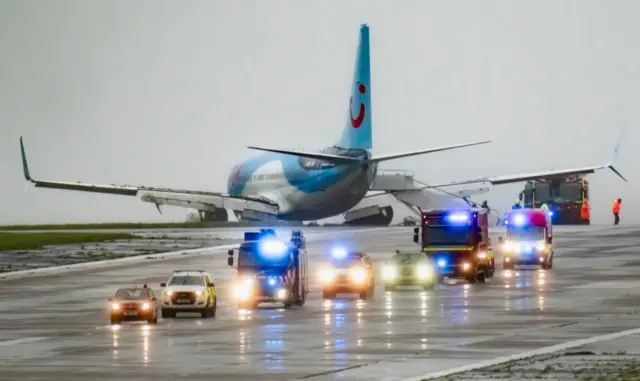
xmin=1 ymin=226 xmax=640 ymax=380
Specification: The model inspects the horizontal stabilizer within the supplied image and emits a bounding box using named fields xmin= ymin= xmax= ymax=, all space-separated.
xmin=246 ymin=146 xmax=360 ymax=164
xmin=368 ymin=140 xmax=491 ymax=163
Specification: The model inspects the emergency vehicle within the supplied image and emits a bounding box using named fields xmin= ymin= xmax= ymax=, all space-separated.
xmin=500 ymin=208 xmax=554 ymax=269
xmin=107 ymin=284 xmax=158 ymax=325
xmin=318 ymin=247 xmax=375 ymax=299
xmin=412 ymin=208 xmax=495 ymax=283
xmin=159 ymin=270 xmax=217 ymax=318
xmin=382 ymin=251 xmax=437 ymax=291
xmin=518 ymin=176 xmax=590 ymax=225
xmin=227 ymin=229 xmax=308 ymax=309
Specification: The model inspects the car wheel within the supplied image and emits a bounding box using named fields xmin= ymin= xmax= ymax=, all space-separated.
xmin=322 ymin=291 xmax=335 ymax=299
xmin=110 ymin=318 xmax=120 ymax=325
xmin=358 ymin=290 xmax=367 ymax=300
xmin=211 ymin=299 xmax=217 ymax=317
xmin=384 ymin=284 xmax=395 ymax=291
xmin=477 ymin=268 xmax=486 ymax=283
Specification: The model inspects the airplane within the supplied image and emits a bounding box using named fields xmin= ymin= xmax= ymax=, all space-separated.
xmin=18 ymin=24 xmax=492 ymax=222
xmin=18 ymin=24 xmax=627 ymax=222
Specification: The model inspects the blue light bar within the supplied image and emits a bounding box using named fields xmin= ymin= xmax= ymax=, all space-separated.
xmin=548 ymin=211 xmax=553 ymax=216
xmin=447 ymin=213 xmax=469 ymax=223
xmin=259 ymin=239 xmax=288 ymax=257
xmin=437 ymin=259 xmax=447 ymax=268
xmin=267 ymin=277 xmax=277 ymax=286
xmin=331 ymin=246 xmax=348 ymax=260
xmin=513 ymin=214 xmax=525 ymax=225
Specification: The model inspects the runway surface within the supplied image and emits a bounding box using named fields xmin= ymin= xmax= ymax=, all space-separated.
xmin=1 ymin=225 xmax=639 ymax=381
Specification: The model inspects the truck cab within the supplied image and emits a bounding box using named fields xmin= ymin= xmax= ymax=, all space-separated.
xmin=500 ymin=209 xmax=554 ymax=270
xmin=413 ymin=208 xmax=495 ymax=283
xmin=227 ymin=229 xmax=308 ymax=309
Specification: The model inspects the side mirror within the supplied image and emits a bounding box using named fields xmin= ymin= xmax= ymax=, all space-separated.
xmin=227 ymin=249 xmax=234 ymax=256
xmin=227 ymin=257 xmax=234 ymax=267
xmin=160 ymin=282 xmax=166 ymax=287
xmin=413 ymin=227 xmax=419 ymax=234
xmin=150 ymin=297 xmax=157 ymax=301
xmin=107 ymin=296 xmax=113 ymax=301
xmin=208 ymin=282 xmax=215 ymax=288
xmin=498 ymin=236 xmax=504 ymax=244
xmin=547 ymin=237 xmax=552 ymax=244
xmin=413 ymin=234 xmax=418 ymax=244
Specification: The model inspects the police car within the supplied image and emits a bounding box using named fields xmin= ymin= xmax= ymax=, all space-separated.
xmin=160 ymin=270 xmax=217 ymax=318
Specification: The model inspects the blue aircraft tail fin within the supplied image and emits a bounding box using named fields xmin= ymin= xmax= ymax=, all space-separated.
xmin=337 ymin=24 xmax=372 ymax=150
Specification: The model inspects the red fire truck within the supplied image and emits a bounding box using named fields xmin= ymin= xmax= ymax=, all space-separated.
xmin=412 ymin=208 xmax=495 ymax=283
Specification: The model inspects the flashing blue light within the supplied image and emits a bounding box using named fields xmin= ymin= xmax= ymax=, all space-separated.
xmin=267 ymin=277 xmax=277 ymax=286
xmin=513 ymin=214 xmax=525 ymax=225
xmin=331 ymin=246 xmax=348 ymax=259
xmin=447 ymin=213 xmax=469 ymax=223
xmin=548 ymin=211 xmax=554 ymax=216
xmin=437 ymin=259 xmax=447 ymax=268
xmin=259 ymin=239 xmax=288 ymax=257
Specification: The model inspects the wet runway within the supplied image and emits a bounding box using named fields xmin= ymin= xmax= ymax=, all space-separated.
xmin=1 ymin=225 xmax=640 ymax=381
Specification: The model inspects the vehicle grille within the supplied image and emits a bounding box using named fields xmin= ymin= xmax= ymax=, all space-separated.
xmin=401 ymin=267 xmax=413 ymax=276
xmin=171 ymin=292 xmax=196 ymax=304
xmin=123 ymin=303 xmax=138 ymax=310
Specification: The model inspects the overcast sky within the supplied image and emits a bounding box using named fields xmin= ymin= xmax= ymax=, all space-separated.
xmin=1 ymin=0 xmax=638 ymax=225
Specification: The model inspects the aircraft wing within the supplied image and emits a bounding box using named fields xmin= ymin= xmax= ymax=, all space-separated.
xmin=19 ymin=138 xmax=279 ymax=219
xmin=367 ymin=140 xmax=491 ymax=163
xmin=246 ymin=146 xmax=360 ymax=164
xmin=422 ymin=163 xmax=627 ymax=189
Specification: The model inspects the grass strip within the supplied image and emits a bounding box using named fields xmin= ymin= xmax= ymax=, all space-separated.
xmin=0 ymin=232 xmax=139 ymax=251
xmin=0 ymin=221 xmax=306 ymax=231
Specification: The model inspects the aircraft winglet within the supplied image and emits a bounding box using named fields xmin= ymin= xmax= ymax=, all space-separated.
xmin=20 ymin=137 xmax=34 ymax=182
xmin=606 ymin=126 xmax=627 ymax=182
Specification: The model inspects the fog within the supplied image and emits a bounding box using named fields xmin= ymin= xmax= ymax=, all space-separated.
xmin=1 ymin=0 xmax=638 ymax=225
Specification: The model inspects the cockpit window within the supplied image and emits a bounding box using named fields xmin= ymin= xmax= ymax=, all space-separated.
xmin=331 ymin=257 xmax=362 ymax=268
xmin=168 ymin=275 xmax=205 ymax=286
xmin=115 ymin=288 xmax=149 ymax=300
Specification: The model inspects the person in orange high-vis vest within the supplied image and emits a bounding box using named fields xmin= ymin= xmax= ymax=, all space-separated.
xmin=612 ymin=198 xmax=622 ymax=225
xmin=581 ymin=202 xmax=590 ymax=221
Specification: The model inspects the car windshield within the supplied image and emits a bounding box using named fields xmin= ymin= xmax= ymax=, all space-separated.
xmin=331 ymin=257 xmax=362 ymax=268
xmin=394 ymin=254 xmax=421 ymax=264
xmin=115 ymin=288 xmax=149 ymax=300
xmin=507 ymin=226 xmax=545 ymax=241
xmin=424 ymin=225 xmax=470 ymax=245
xmin=168 ymin=275 xmax=205 ymax=286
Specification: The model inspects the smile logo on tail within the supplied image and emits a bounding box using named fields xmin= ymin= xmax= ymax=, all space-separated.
xmin=350 ymin=84 xmax=366 ymax=129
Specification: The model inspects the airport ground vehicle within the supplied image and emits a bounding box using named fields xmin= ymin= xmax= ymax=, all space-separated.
xmin=227 ymin=229 xmax=308 ymax=309
xmin=413 ymin=208 xmax=495 ymax=283
xmin=107 ymin=284 xmax=158 ymax=325
xmin=159 ymin=270 xmax=217 ymax=318
xmin=500 ymin=208 xmax=554 ymax=269
xmin=519 ymin=176 xmax=590 ymax=225
xmin=318 ymin=248 xmax=375 ymax=299
xmin=382 ymin=251 xmax=437 ymax=290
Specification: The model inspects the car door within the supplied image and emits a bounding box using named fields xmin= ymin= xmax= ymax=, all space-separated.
xmin=205 ymin=274 xmax=216 ymax=301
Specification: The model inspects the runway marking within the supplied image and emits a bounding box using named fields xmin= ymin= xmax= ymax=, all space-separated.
xmin=400 ymin=327 xmax=640 ymax=381
xmin=0 ymin=337 xmax=48 ymax=347
xmin=0 ymin=227 xmax=395 ymax=281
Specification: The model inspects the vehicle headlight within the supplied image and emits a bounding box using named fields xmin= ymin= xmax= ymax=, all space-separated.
xmin=111 ymin=303 xmax=120 ymax=311
xmin=477 ymin=251 xmax=487 ymax=259
xmin=416 ymin=264 xmax=433 ymax=279
xmin=462 ymin=262 xmax=471 ymax=271
xmin=233 ymin=283 xmax=250 ymax=300
xmin=319 ymin=267 xmax=336 ymax=283
xmin=165 ymin=291 xmax=173 ymax=297
xmin=382 ymin=265 xmax=396 ymax=280
xmin=141 ymin=302 xmax=150 ymax=310
xmin=195 ymin=290 xmax=202 ymax=297
xmin=502 ymin=241 xmax=513 ymax=252
xmin=276 ymin=289 xmax=287 ymax=300
xmin=536 ymin=240 xmax=546 ymax=251
xmin=350 ymin=268 xmax=366 ymax=283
